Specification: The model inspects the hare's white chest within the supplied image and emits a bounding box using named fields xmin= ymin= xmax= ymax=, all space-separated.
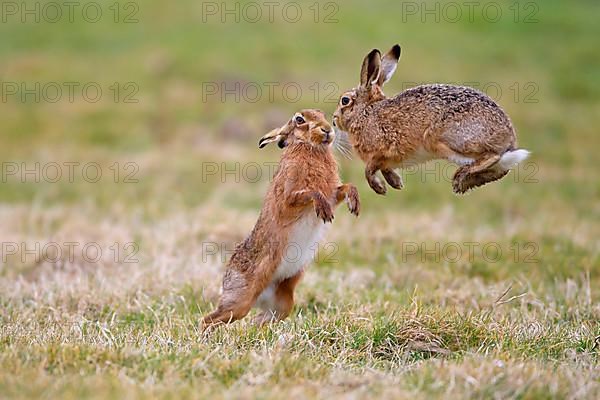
xmin=274 ymin=210 xmax=329 ymax=282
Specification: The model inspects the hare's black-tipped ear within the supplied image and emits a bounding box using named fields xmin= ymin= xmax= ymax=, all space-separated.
xmin=258 ymin=128 xmax=281 ymax=149
xmin=360 ymin=49 xmax=381 ymax=88
xmin=378 ymin=44 xmax=401 ymax=86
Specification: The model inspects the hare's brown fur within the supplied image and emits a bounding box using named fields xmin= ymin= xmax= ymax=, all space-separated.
xmin=203 ymin=110 xmax=360 ymax=329
xmin=333 ymin=45 xmax=529 ymax=194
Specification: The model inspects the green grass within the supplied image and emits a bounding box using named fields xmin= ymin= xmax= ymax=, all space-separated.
xmin=1 ymin=0 xmax=599 ymax=398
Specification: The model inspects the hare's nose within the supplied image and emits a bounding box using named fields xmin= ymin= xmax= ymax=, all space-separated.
xmin=321 ymin=127 xmax=331 ymax=142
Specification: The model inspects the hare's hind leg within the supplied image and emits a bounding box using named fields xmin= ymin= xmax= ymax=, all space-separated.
xmin=452 ymin=154 xmax=502 ymax=194
xmin=203 ymin=254 xmax=281 ymax=330
xmin=202 ymin=270 xmax=258 ymax=330
xmin=459 ymin=148 xmax=530 ymax=192
xmin=254 ymin=272 xmax=303 ymax=325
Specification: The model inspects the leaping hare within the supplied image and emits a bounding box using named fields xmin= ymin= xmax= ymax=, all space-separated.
xmin=332 ymin=44 xmax=530 ymax=194
xmin=202 ymin=110 xmax=360 ymax=329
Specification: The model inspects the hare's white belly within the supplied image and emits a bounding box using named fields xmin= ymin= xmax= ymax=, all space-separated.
xmin=398 ymin=147 xmax=474 ymax=167
xmin=448 ymin=153 xmax=474 ymax=166
xmin=398 ymin=147 xmax=436 ymax=168
xmin=274 ymin=211 xmax=329 ymax=282
xmin=256 ymin=211 xmax=329 ymax=311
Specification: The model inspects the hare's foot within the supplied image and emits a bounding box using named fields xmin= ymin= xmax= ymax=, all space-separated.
xmin=452 ymin=154 xmax=502 ymax=194
xmin=202 ymin=301 xmax=253 ymax=330
xmin=457 ymin=168 xmax=509 ymax=193
xmin=365 ymin=169 xmax=386 ymax=195
xmin=452 ymin=166 xmax=470 ymax=194
xmin=367 ymin=175 xmax=387 ymax=195
xmin=365 ymin=162 xmax=388 ymax=195
xmin=381 ymin=169 xmax=403 ymax=190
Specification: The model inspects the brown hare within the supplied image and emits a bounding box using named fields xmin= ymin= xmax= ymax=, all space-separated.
xmin=202 ymin=110 xmax=360 ymax=329
xmin=332 ymin=44 xmax=530 ymax=195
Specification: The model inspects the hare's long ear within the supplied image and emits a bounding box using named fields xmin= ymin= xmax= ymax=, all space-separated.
xmin=258 ymin=128 xmax=283 ymax=149
xmin=360 ymin=49 xmax=381 ymax=88
xmin=378 ymin=44 xmax=401 ymax=86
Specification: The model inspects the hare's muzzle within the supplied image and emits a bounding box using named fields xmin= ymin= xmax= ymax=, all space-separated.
xmin=321 ymin=127 xmax=334 ymax=144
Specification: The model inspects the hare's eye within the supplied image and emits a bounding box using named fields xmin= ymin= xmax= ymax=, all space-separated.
xmin=295 ymin=115 xmax=305 ymax=124
xmin=341 ymin=96 xmax=351 ymax=106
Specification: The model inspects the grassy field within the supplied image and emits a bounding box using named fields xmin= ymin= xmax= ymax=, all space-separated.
xmin=1 ymin=0 xmax=599 ymax=398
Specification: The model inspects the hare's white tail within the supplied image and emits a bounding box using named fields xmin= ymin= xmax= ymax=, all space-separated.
xmin=498 ymin=149 xmax=530 ymax=170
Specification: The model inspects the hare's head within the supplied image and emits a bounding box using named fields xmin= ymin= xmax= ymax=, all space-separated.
xmin=259 ymin=109 xmax=334 ymax=149
xmin=333 ymin=44 xmax=401 ymax=132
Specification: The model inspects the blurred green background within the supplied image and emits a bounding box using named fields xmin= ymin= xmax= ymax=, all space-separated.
xmin=1 ymin=0 xmax=599 ymax=217
xmin=1 ymin=0 xmax=599 ymax=214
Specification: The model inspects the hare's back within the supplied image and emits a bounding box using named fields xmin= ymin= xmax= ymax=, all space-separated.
xmin=395 ymin=85 xmax=508 ymax=121
xmin=394 ymin=84 xmax=515 ymax=153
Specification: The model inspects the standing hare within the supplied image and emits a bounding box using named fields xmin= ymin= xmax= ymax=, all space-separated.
xmin=203 ymin=110 xmax=360 ymax=329
xmin=333 ymin=44 xmax=530 ymax=194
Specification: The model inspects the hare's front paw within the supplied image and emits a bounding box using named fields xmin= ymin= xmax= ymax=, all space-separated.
xmin=346 ymin=185 xmax=361 ymax=217
xmin=366 ymin=174 xmax=387 ymax=195
xmin=382 ymin=169 xmax=403 ymax=190
xmin=314 ymin=194 xmax=334 ymax=223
